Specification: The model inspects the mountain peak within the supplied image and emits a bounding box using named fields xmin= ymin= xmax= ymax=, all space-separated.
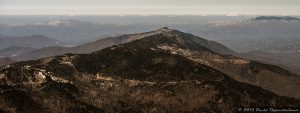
xmin=160 ymin=27 xmax=170 ymax=30
xmin=116 ymin=27 xmax=236 ymax=55
xmin=155 ymin=27 xmax=173 ymax=33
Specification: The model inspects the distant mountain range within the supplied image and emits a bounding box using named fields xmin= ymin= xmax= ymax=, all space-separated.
xmin=201 ymin=16 xmax=300 ymax=76
xmin=0 ymin=20 xmax=158 ymax=45
xmin=0 ymin=35 xmax=62 ymax=50
xmin=251 ymin=16 xmax=300 ymax=21
xmin=0 ymin=28 xmax=299 ymax=112
xmin=199 ymin=16 xmax=300 ymax=53
xmin=0 ymin=46 xmax=35 ymax=57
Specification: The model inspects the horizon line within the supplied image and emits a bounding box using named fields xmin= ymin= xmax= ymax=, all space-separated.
xmin=0 ymin=14 xmax=300 ymax=16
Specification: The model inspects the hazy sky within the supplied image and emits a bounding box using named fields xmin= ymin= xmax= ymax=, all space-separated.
xmin=1 ymin=0 xmax=300 ymax=15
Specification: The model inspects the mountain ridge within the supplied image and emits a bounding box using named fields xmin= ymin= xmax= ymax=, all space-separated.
xmin=114 ymin=29 xmax=300 ymax=97
xmin=0 ymin=35 xmax=299 ymax=112
xmin=13 ymin=27 xmax=236 ymax=61
xmin=2 ymin=28 xmax=300 ymax=99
